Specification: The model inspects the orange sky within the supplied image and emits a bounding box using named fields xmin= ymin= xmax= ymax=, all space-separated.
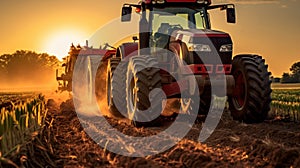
xmin=0 ymin=0 xmax=299 ymax=77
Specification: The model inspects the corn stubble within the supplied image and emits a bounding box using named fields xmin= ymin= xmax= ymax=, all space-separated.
xmin=0 ymin=93 xmax=55 ymax=167
xmin=271 ymin=89 xmax=300 ymax=122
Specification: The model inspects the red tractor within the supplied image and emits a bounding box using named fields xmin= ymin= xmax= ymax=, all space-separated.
xmin=104 ymin=0 xmax=271 ymax=126
xmin=58 ymin=0 xmax=272 ymax=127
xmin=56 ymin=41 xmax=116 ymax=92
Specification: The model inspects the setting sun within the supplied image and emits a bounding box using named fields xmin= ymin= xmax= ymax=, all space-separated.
xmin=43 ymin=29 xmax=87 ymax=60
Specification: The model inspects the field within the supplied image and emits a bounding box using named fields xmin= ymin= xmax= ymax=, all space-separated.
xmin=272 ymin=83 xmax=300 ymax=90
xmin=0 ymin=92 xmax=37 ymax=108
xmin=0 ymin=88 xmax=300 ymax=167
xmin=271 ymin=89 xmax=300 ymax=122
xmin=270 ymin=83 xmax=300 ymax=122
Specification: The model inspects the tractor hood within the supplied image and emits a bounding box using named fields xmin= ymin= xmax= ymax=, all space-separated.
xmin=171 ymin=29 xmax=233 ymax=52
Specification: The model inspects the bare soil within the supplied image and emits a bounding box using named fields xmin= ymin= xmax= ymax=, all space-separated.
xmin=18 ymin=97 xmax=299 ymax=168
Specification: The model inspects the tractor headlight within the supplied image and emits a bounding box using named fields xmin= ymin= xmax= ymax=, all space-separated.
xmin=189 ymin=44 xmax=211 ymax=52
xmin=153 ymin=0 xmax=165 ymax=4
xmin=220 ymin=44 xmax=232 ymax=52
xmin=197 ymin=0 xmax=211 ymax=4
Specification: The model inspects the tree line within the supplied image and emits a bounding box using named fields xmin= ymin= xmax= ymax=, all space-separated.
xmin=281 ymin=62 xmax=300 ymax=83
xmin=0 ymin=50 xmax=60 ymax=87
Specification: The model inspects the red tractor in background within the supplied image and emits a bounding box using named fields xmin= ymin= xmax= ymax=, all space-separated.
xmin=57 ymin=0 xmax=272 ymax=127
xmin=56 ymin=41 xmax=115 ymax=92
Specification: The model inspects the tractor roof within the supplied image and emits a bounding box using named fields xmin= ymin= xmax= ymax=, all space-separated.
xmin=143 ymin=0 xmax=211 ymax=6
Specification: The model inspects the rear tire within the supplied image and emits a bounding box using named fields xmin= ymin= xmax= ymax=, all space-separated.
xmin=228 ymin=55 xmax=272 ymax=123
xmin=107 ymin=58 xmax=127 ymax=118
xmin=126 ymin=56 xmax=163 ymax=127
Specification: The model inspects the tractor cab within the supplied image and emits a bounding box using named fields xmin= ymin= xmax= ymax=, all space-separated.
xmin=121 ymin=0 xmax=235 ymax=54
xmin=150 ymin=7 xmax=208 ymax=49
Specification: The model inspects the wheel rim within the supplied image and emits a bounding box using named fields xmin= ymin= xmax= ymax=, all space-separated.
xmin=233 ymin=71 xmax=246 ymax=109
xmin=107 ymin=72 xmax=111 ymax=106
xmin=87 ymin=57 xmax=93 ymax=103
xmin=128 ymin=76 xmax=137 ymax=116
xmin=181 ymin=98 xmax=192 ymax=113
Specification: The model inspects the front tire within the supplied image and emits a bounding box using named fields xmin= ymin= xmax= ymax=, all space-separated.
xmin=126 ymin=56 xmax=163 ymax=127
xmin=229 ymin=55 xmax=272 ymax=123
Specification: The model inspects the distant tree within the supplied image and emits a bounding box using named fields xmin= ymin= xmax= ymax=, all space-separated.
xmin=290 ymin=62 xmax=300 ymax=74
xmin=271 ymin=76 xmax=281 ymax=83
xmin=290 ymin=62 xmax=300 ymax=82
xmin=281 ymin=73 xmax=293 ymax=83
xmin=281 ymin=61 xmax=300 ymax=83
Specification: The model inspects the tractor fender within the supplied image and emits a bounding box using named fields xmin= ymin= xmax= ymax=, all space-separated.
xmin=168 ymin=41 xmax=181 ymax=57
xmin=116 ymin=42 xmax=138 ymax=60
xmin=168 ymin=40 xmax=190 ymax=66
xmin=168 ymin=41 xmax=181 ymax=68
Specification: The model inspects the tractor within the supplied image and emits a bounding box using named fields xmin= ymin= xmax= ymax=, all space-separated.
xmin=56 ymin=41 xmax=115 ymax=92
xmin=57 ymin=0 xmax=272 ymax=127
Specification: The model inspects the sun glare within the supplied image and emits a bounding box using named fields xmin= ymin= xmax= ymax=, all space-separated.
xmin=43 ymin=30 xmax=87 ymax=60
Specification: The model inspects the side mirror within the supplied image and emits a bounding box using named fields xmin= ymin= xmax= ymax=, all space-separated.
xmin=227 ymin=7 xmax=236 ymax=23
xmin=121 ymin=6 xmax=132 ymax=22
xmin=132 ymin=36 xmax=138 ymax=42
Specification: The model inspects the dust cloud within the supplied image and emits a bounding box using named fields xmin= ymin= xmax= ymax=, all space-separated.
xmin=0 ymin=70 xmax=57 ymax=92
